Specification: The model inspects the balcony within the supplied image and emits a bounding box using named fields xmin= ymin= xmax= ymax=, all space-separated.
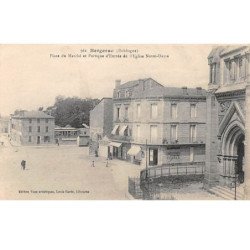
xmin=109 ymin=134 xmax=132 ymax=142
xmin=132 ymin=137 xmax=205 ymax=146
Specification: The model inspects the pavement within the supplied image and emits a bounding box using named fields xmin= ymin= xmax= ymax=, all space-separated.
xmin=0 ymin=133 xmax=142 ymax=200
xmin=0 ymin=133 xmax=218 ymax=200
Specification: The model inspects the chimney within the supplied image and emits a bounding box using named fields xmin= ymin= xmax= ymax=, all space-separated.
xmin=196 ymin=87 xmax=202 ymax=95
xmin=182 ymin=86 xmax=188 ymax=94
xmin=115 ymin=79 xmax=121 ymax=88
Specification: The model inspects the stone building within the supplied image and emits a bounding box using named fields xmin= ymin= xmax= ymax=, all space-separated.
xmin=109 ymin=78 xmax=207 ymax=168
xmin=205 ymin=45 xmax=250 ymax=199
xmin=10 ymin=110 xmax=55 ymax=145
xmin=89 ymin=98 xmax=113 ymax=156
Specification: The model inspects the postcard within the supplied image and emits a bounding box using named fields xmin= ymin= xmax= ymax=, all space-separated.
xmin=0 ymin=44 xmax=249 ymax=200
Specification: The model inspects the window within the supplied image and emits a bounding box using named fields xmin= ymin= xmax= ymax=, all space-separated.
xmin=171 ymin=104 xmax=177 ymax=119
xmin=46 ymin=126 xmax=49 ymax=132
xmin=238 ymin=57 xmax=245 ymax=78
xmin=171 ymin=125 xmax=177 ymax=141
xmin=150 ymin=125 xmax=158 ymax=143
xmin=28 ymin=136 xmax=32 ymax=142
xmin=29 ymin=126 xmax=32 ymax=132
xmin=136 ymin=125 xmax=141 ymax=140
xmin=125 ymin=106 xmax=129 ymax=119
xmin=190 ymin=147 xmax=194 ymax=162
xmin=117 ymin=91 xmax=120 ymax=98
xmin=45 ymin=119 xmax=49 ymax=123
xmin=136 ymin=104 xmax=141 ymax=118
xmin=190 ymin=125 xmax=196 ymax=142
xmin=116 ymin=107 xmax=120 ymax=120
xmin=229 ymin=61 xmax=235 ymax=80
xmin=29 ymin=119 xmax=32 ymax=123
xmin=151 ymin=104 xmax=158 ymax=119
xmin=37 ymin=118 xmax=40 ymax=123
xmin=37 ymin=126 xmax=40 ymax=133
xmin=209 ymin=64 xmax=216 ymax=84
xmin=190 ymin=104 xmax=197 ymax=118
xmin=44 ymin=136 xmax=50 ymax=143
xmin=125 ymin=90 xmax=131 ymax=98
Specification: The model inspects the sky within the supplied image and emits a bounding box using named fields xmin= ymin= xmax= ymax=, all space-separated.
xmin=0 ymin=44 xmax=214 ymax=116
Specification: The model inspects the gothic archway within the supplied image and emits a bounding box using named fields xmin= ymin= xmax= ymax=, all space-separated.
xmin=220 ymin=120 xmax=245 ymax=185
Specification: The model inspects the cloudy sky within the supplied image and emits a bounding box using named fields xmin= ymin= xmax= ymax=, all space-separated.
xmin=0 ymin=44 xmax=214 ymax=116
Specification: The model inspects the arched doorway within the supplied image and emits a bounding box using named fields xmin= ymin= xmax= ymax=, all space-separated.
xmin=220 ymin=120 xmax=245 ymax=186
xmin=236 ymin=135 xmax=245 ymax=183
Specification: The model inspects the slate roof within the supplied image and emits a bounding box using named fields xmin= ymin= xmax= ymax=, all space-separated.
xmin=12 ymin=111 xmax=54 ymax=119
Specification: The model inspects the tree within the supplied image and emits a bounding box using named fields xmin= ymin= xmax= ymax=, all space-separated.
xmin=46 ymin=96 xmax=100 ymax=128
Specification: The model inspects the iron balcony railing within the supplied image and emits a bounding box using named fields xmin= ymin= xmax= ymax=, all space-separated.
xmin=140 ymin=162 xmax=205 ymax=181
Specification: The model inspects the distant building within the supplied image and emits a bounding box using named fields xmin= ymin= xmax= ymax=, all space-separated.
xmin=54 ymin=124 xmax=90 ymax=146
xmin=0 ymin=116 xmax=9 ymax=133
xmin=89 ymin=98 xmax=113 ymax=156
xmin=109 ymin=78 xmax=207 ymax=167
xmin=10 ymin=110 xmax=55 ymax=145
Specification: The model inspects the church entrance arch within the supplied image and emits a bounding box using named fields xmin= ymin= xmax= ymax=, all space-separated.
xmin=220 ymin=120 xmax=245 ymax=186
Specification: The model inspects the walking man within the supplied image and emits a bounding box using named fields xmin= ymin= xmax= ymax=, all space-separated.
xmin=21 ymin=160 xmax=26 ymax=170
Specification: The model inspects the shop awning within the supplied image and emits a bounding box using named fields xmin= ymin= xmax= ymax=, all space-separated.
xmin=127 ymin=145 xmax=141 ymax=156
xmin=111 ymin=125 xmax=119 ymax=135
xmin=109 ymin=142 xmax=122 ymax=148
xmin=119 ymin=125 xmax=128 ymax=136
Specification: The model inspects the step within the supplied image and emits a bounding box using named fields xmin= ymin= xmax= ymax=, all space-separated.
xmin=210 ymin=187 xmax=234 ymax=200
xmin=219 ymin=186 xmax=244 ymax=199
xmin=209 ymin=186 xmax=244 ymax=200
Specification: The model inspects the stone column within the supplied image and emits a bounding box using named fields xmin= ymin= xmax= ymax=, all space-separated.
xmin=244 ymin=51 xmax=250 ymax=199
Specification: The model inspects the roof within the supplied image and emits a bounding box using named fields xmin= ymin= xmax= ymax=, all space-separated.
xmin=116 ymin=78 xmax=163 ymax=89
xmin=215 ymin=83 xmax=246 ymax=94
xmin=208 ymin=46 xmax=226 ymax=60
xmin=133 ymin=86 xmax=206 ymax=99
xmin=208 ymin=45 xmax=249 ymax=59
xmin=12 ymin=111 xmax=54 ymax=119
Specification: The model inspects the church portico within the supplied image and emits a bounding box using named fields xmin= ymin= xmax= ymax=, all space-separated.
xmin=205 ymin=46 xmax=250 ymax=199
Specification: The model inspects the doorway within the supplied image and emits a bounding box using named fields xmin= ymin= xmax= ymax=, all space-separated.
xmin=37 ymin=136 xmax=41 ymax=144
xmin=236 ymin=135 xmax=245 ymax=183
xmin=149 ymin=148 xmax=158 ymax=166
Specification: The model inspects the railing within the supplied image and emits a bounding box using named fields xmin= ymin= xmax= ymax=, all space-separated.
xmin=133 ymin=136 xmax=206 ymax=145
xmin=140 ymin=162 xmax=205 ymax=181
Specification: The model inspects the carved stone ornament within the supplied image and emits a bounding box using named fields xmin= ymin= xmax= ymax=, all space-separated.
xmin=220 ymin=101 xmax=231 ymax=113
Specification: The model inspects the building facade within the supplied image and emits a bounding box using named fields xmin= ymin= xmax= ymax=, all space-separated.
xmin=54 ymin=124 xmax=90 ymax=145
xmin=205 ymin=46 xmax=250 ymax=198
xmin=109 ymin=78 xmax=207 ymax=168
xmin=89 ymin=98 xmax=113 ymax=156
xmin=10 ymin=110 xmax=55 ymax=145
xmin=0 ymin=116 xmax=9 ymax=133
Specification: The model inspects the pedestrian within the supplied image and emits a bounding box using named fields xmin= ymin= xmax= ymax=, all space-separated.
xmin=21 ymin=160 xmax=26 ymax=170
xmin=106 ymin=158 xmax=109 ymax=167
xmin=91 ymin=160 xmax=95 ymax=167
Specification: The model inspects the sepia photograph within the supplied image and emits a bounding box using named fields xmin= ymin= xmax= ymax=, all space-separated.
xmin=0 ymin=44 xmax=249 ymax=200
